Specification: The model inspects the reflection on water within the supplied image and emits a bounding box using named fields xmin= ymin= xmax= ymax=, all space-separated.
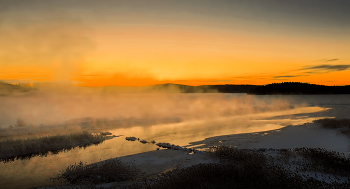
xmin=0 ymin=137 xmax=157 ymax=189
xmin=0 ymin=107 xmax=328 ymax=189
xmin=108 ymin=107 xmax=328 ymax=147
xmin=1 ymin=94 xmax=349 ymax=189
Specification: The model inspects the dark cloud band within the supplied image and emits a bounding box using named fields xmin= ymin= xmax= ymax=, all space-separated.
xmin=303 ymin=64 xmax=350 ymax=72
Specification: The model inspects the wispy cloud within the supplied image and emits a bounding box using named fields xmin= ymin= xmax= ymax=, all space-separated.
xmin=273 ymin=75 xmax=305 ymax=79
xmin=325 ymin=59 xmax=338 ymax=62
xmin=302 ymin=64 xmax=350 ymax=72
xmin=313 ymin=59 xmax=339 ymax=62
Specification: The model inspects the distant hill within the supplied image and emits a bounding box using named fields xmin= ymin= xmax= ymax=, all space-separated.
xmin=10 ymin=82 xmax=257 ymax=94
xmin=151 ymin=83 xmax=258 ymax=93
xmin=150 ymin=83 xmax=208 ymax=93
xmin=0 ymin=82 xmax=36 ymax=96
xmin=0 ymin=81 xmax=260 ymax=94
xmin=248 ymin=82 xmax=350 ymax=95
xmin=205 ymin=84 xmax=258 ymax=93
xmin=10 ymin=81 xmax=350 ymax=95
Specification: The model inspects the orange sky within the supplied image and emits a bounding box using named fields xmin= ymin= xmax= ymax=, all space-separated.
xmin=1 ymin=0 xmax=350 ymax=86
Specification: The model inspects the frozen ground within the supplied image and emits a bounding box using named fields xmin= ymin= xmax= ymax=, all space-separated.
xmin=194 ymin=122 xmax=350 ymax=152
xmin=63 ymin=120 xmax=350 ymax=188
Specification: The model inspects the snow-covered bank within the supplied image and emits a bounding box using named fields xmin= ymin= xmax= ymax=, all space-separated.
xmin=191 ymin=122 xmax=350 ymax=153
xmin=42 ymin=118 xmax=350 ymax=189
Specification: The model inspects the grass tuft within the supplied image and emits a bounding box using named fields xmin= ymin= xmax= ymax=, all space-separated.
xmin=207 ymin=145 xmax=267 ymax=165
xmin=125 ymin=146 xmax=350 ymax=189
xmin=315 ymin=118 xmax=350 ymax=138
xmin=51 ymin=159 xmax=137 ymax=185
xmin=315 ymin=118 xmax=350 ymax=129
xmin=0 ymin=131 xmax=106 ymax=161
xmin=294 ymin=147 xmax=350 ymax=175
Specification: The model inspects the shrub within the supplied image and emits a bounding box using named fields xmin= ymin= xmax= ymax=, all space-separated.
xmin=207 ymin=145 xmax=267 ymax=166
xmin=125 ymin=147 xmax=350 ymax=189
xmin=315 ymin=118 xmax=350 ymax=138
xmin=52 ymin=159 xmax=137 ymax=185
xmin=129 ymin=162 xmax=331 ymax=189
xmin=295 ymin=148 xmax=350 ymax=175
xmin=315 ymin=118 xmax=350 ymax=129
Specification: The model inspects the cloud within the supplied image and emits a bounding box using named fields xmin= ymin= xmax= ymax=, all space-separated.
xmin=325 ymin=59 xmax=338 ymax=62
xmin=313 ymin=59 xmax=339 ymax=62
xmin=273 ymin=75 xmax=305 ymax=79
xmin=302 ymin=64 xmax=350 ymax=72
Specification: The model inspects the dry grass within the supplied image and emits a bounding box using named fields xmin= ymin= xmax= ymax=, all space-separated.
xmin=315 ymin=118 xmax=350 ymax=137
xmin=51 ymin=159 xmax=137 ymax=185
xmin=207 ymin=145 xmax=267 ymax=165
xmin=293 ymin=148 xmax=350 ymax=175
xmin=125 ymin=147 xmax=350 ymax=189
xmin=0 ymin=131 xmax=106 ymax=161
xmin=315 ymin=118 xmax=350 ymax=129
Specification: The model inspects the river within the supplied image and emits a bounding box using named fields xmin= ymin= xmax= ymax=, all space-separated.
xmin=1 ymin=94 xmax=349 ymax=188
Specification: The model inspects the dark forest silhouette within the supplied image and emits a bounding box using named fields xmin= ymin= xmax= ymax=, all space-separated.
xmin=153 ymin=82 xmax=350 ymax=94
xmin=152 ymin=83 xmax=257 ymax=93
xmin=248 ymin=82 xmax=350 ymax=95
xmin=2 ymin=81 xmax=350 ymax=94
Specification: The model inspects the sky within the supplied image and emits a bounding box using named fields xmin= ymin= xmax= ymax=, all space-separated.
xmin=0 ymin=0 xmax=349 ymax=86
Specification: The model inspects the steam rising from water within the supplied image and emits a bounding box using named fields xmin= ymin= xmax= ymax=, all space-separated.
xmin=0 ymin=85 xmax=333 ymax=189
xmin=0 ymin=84 xmax=312 ymax=138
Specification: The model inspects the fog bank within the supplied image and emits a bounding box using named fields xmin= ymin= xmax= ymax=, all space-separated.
xmin=0 ymin=84 xmax=310 ymax=137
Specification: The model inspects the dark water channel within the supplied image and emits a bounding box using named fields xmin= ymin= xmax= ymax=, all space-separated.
xmin=0 ymin=136 xmax=157 ymax=189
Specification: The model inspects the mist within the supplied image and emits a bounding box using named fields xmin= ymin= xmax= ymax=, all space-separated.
xmin=0 ymin=84 xmax=310 ymax=139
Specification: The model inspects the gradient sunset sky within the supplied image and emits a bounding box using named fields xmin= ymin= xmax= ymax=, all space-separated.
xmin=1 ymin=0 xmax=349 ymax=86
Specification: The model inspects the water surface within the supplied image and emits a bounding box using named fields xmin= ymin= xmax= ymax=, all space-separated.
xmin=1 ymin=94 xmax=349 ymax=189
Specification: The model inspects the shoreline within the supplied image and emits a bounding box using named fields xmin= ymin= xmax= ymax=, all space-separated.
xmin=72 ymin=121 xmax=350 ymax=188
xmin=190 ymin=122 xmax=350 ymax=153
